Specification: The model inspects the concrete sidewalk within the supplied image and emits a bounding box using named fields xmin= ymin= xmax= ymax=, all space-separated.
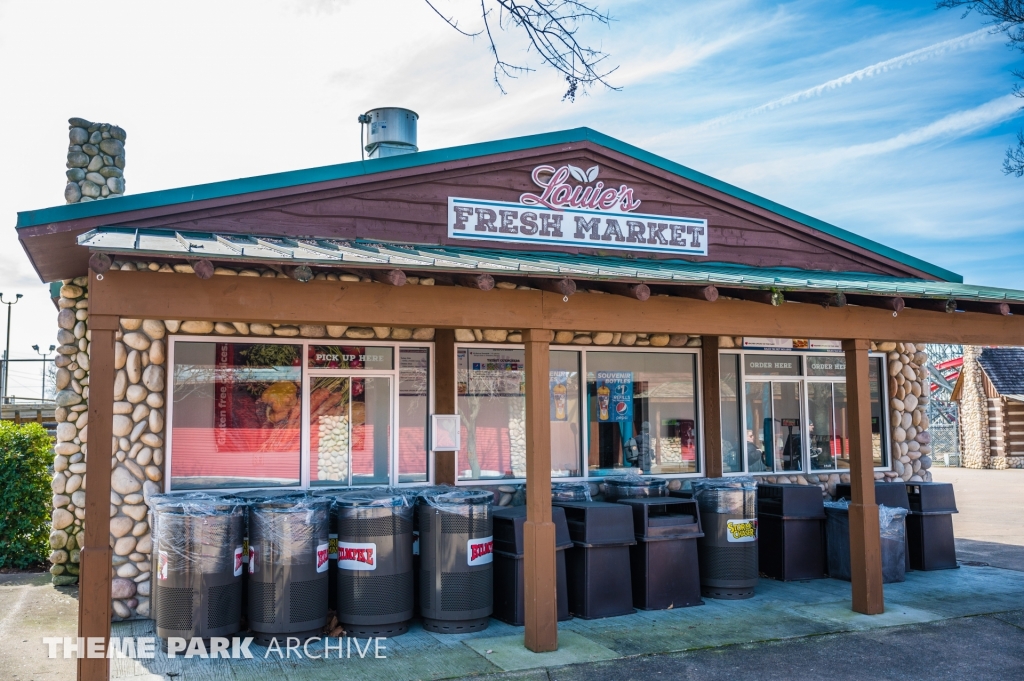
xmin=102 ymin=564 xmax=1024 ymax=680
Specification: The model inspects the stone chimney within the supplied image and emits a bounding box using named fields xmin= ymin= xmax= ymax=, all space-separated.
xmin=64 ymin=117 xmax=126 ymax=203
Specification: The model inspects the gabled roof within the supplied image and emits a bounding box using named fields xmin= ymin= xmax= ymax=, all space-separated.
xmin=17 ymin=127 xmax=961 ymax=283
xmin=978 ymin=348 xmax=1024 ymax=396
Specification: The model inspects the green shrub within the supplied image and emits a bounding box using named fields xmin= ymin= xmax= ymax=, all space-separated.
xmin=0 ymin=421 xmax=54 ymax=569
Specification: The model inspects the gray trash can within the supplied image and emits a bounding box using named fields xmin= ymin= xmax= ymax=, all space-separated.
xmin=691 ymin=477 xmax=758 ymax=599
xmin=417 ymin=488 xmax=493 ymax=633
xmin=824 ymin=500 xmax=908 ymax=583
xmin=247 ymin=494 xmax=332 ymax=645
xmin=332 ymin=488 xmax=415 ymax=637
xmin=149 ymin=492 xmax=246 ymax=650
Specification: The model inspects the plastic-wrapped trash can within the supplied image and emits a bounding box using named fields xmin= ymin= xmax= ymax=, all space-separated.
xmin=617 ymin=498 xmax=703 ymax=610
xmin=906 ymin=482 xmax=959 ymax=571
xmin=491 ymin=505 xmax=573 ymax=625
xmin=835 ymin=481 xmax=912 ymax=574
xmin=553 ymin=500 xmax=636 ymax=619
xmin=330 ymin=488 xmax=415 ymax=636
xmin=824 ymin=499 xmax=908 ymax=583
xmin=552 ymin=482 xmax=593 ymax=502
xmin=757 ymin=484 xmax=827 ymax=581
xmin=417 ymin=487 xmax=493 ymax=633
xmin=149 ymin=492 xmax=246 ymax=650
xmin=602 ymin=474 xmax=668 ymax=502
xmin=691 ymin=477 xmax=759 ymax=599
xmin=247 ymin=493 xmax=332 ymax=645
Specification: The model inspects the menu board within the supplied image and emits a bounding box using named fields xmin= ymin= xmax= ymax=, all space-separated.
xmin=742 ymin=338 xmax=842 ymax=353
xmin=550 ymin=371 xmax=570 ymax=421
xmin=458 ymin=348 xmax=525 ymax=397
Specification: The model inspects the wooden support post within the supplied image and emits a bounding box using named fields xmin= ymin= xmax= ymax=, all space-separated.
xmin=523 ymin=328 xmax=558 ymax=652
xmin=846 ymin=294 xmax=905 ymax=314
xmin=78 ymin=300 xmax=118 ymax=681
xmin=371 ymin=269 xmax=407 ymax=287
xmin=599 ymin=282 xmax=650 ymax=301
xmin=957 ymin=300 xmax=1011 ymax=316
xmin=843 ymin=339 xmax=884 ymax=615
xmin=701 ymin=336 xmax=723 ymax=478
xmin=433 ymin=329 xmax=457 ymax=485
xmin=904 ymin=298 xmax=956 ymax=314
xmin=535 ymin=277 xmax=576 ymax=298
xmin=458 ymin=274 xmax=495 ymax=291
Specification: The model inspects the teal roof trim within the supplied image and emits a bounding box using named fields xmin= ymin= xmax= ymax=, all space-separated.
xmin=17 ymin=127 xmax=961 ymax=283
xmin=78 ymin=228 xmax=1009 ymax=301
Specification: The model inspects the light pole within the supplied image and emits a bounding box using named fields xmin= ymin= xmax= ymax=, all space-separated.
xmin=0 ymin=293 xmax=22 ymax=404
xmin=32 ymin=344 xmax=55 ymax=403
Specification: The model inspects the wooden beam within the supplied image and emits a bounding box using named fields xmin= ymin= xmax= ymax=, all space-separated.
xmin=372 ymin=269 xmax=406 ymax=287
xmin=87 ymin=252 xmax=112 ymax=275
xmin=191 ymin=259 xmax=214 ymax=280
xmin=458 ymin=274 xmax=495 ymax=291
xmin=701 ymin=336 xmax=723 ymax=478
xmin=658 ymin=284 xmax=719 ymax=302
xmin=786 ymin=291 xmax=847 ymax=308
xmin=78 ymin=287 xmax=117 ymax=681
xmin=846 ymin=294 xmax=905 ymax=314
xmin=88 ymin=271 xmax=1024 ymax=346
xmin=843 ymin=339 xmax=884 ymax=616
xmin=904 ymin=298 xmax=956 ymax=314
xmin=433 ymin=329 xmax=456 ymax=485
xmin=523 ymin=328 xmax=558 ymax=653
xmin=957 ymin=300 xmax=1011 ymax=316
xmin=535 ymin=277 xmax=576 ymax=298
xmin=597 ymin=282 xmax=650 ymax=301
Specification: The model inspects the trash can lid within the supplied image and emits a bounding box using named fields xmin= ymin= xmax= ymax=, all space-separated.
xmin=603 ymin=474 xmax=667 ymax=490
xmin=333 ymin=488 xmax=412 ymax=508
xmin=417 ymin=486 xmax=492 ymax=509
xmin=691 ymin=476 xmax=757 ymax=493
xmin=551 ymin=482 xmax=592 ymax=501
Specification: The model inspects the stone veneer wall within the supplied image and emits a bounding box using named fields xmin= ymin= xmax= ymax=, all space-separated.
xmin=959 ymin=346 xmax=992 ymax=469
xmin=64 ymin=118 xmax=126 ymax=203
xmin=48 ymin=260 xmax=931 ymax=620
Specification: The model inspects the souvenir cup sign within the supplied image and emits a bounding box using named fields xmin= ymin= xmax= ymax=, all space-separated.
xmin=233 ymin=546 xmax=244 ymax=577
xmin=726 ymin=519 xmax=758 ymax=543
xmin=447 ymin=164 xmax=709 ymax=256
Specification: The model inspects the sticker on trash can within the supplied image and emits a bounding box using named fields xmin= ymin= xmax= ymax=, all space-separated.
xmin=248 ymin=547 xmax=257 ymax=574
xmin=726 ymin=519 xmax=758 ymax=542
xmin=412 ymin=530 xmax=419 ymax=556
xmin=316 ymin=542 xmax=330 ymax=573
xmin=242 ymin=537 xmax=249 ymax=563
xmin=467 ymin=536 xmax=494 ymax=566
xmin=328 ymin=534 xmax=339 ymax=559
xmin=233 ymin=546 xmax=244 ymax=577
xmin=157 ymin=551 xmax=169 ymax=580
xmin=337 ymin=542 xmax=376 ymax=570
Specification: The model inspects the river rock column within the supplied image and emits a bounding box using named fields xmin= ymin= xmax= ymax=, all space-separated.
xmin=49 ymin=277 xmax=91 ymax=586
xmin=959 ymin=346 xmax=991 ymax=469
xmin=64 ymin=118 xmax=126 ymax=203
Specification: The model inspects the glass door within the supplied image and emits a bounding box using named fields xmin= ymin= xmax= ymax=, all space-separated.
xmin=744 ymin=380 xmax=804 ymax=473
xmin=309 ymin=374 xmax=393 ymax=486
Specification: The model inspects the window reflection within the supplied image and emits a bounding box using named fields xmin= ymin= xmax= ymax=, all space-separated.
xmin=171 ymin=342 xmax=302 ymax=489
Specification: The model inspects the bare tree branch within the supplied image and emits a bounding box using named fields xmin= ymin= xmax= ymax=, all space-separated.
xmin=938 ymin=2 xmax=1024 ymax=175
xmin=423 ymin=0 xmax=482 ymax=37
xmin=426 ymin=0 xmax=620 ymax=100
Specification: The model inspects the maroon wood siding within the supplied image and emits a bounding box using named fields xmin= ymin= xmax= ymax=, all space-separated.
xmin=19 ymin=141 xmax=936 ymax=282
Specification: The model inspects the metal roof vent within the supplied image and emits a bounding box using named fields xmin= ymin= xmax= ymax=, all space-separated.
xmin=358 ymin=107 xmax=418 ymax=160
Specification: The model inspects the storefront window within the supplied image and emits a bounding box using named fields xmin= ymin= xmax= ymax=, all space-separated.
xmin=170 ymin=342 xmax=302 ymax=489
xmin=399 ymin=348 xmax=430 ymax=483
xmin=586 ymin=352 xmax=699 ymax=476
xmin=725 ymin=348 xmax=888 ymax=475
xmin=720 ymin=354 xmax=743 ymax=473
xmin=456 ymin=348 xmax=581 ymax=481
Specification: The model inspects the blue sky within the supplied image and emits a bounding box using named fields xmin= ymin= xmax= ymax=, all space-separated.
xmin=0 ymin=0 xmax=1021 ymax=397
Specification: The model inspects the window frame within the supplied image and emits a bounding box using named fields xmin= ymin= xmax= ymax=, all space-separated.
xmin=719 ymin=348 xmax=891 ymax=477
xmin=165 ymin=335 xmax=435 ymax=493
xmin=452 ymin=342 xmax=705 ymax=485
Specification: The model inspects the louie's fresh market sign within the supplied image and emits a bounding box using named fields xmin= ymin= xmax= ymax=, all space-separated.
xmin=447 ymin=164 xmax=709 ymax=256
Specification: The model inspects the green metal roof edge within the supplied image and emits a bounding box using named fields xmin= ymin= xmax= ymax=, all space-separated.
xmin=16 ymin=127 xmax=962 ymax=283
